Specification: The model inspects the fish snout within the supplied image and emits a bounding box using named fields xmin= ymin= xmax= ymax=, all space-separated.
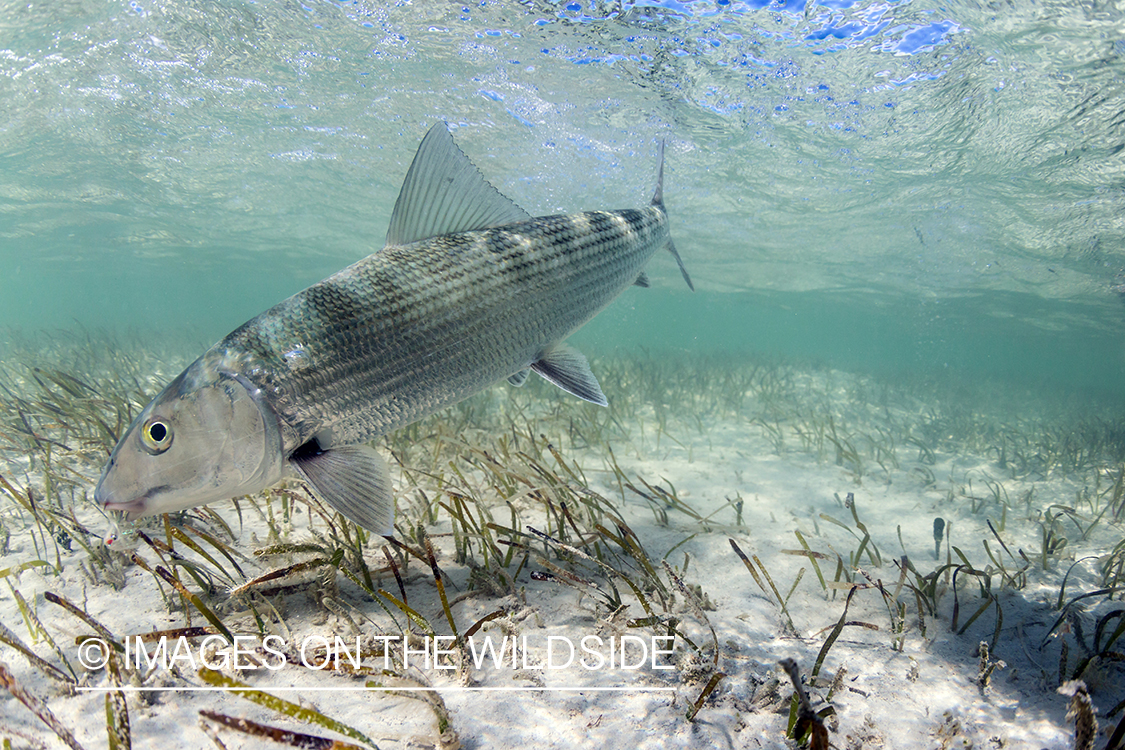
xmin=94 ymin=479 xmax=148 ymax=514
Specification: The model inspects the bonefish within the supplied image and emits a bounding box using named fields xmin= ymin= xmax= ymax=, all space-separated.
xmin=95 ymin=123 xmax=692 ymax=539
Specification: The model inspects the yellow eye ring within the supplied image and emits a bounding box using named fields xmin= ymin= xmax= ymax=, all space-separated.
xmin=140 ymin=416 xmax=173 ymax=454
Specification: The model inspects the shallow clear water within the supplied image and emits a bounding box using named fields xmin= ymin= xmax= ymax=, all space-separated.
xmin=3 ymin=0 xmax=1125 ymax=398
xmin=6 ymin=6 xmax=1125 ymax=744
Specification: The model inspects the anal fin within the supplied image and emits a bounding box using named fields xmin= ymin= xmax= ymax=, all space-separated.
xmin=508 ymin=369 xmax=530 ymax=387
xmin=633 ymin=271 xmax=650 ymax=288
xmin=531 ymin=344 xmax=607 ymax=406
xmin=290 ymin=442 xmax=395 ymax=535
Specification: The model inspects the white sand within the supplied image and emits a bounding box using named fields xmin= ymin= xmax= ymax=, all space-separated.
xmin=1 ymin=364 xmax=1121 ymax=749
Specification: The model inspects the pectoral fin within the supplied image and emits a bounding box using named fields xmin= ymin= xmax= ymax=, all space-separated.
xmin=289 ymin=442 xmax=395 ymax=535
xmin=531 ymin=344 xmax=607 ymax=406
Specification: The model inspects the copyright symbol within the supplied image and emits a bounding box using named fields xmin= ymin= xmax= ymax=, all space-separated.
xmin=77 ymin=638 xmax=110 ymax=670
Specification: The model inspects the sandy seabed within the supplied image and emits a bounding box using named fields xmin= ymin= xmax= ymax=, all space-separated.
xmin=1 ymin=345 xmax=1122 ymax=749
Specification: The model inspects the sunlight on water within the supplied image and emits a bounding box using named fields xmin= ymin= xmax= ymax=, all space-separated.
xmin=2 ymin=0 xmax=1124 ymax=390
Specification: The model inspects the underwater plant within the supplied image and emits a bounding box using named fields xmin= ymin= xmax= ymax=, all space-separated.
xmin=2 ymin=333 xmax=1124 ymax=747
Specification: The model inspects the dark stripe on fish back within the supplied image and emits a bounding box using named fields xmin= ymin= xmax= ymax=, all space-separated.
xmin=218 ymin=204 xmax=669 ymax=451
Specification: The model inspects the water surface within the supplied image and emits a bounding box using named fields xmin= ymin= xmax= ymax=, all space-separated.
xmin=2 ymin=0 xmax=1124 ymax=399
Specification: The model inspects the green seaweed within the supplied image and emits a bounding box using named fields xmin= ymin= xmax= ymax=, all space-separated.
xmin=198 ymin=668 xmax=380 ymax=749
xmin=199 ymin=710 xmax=370 ymax=750
xmin=0 ymin=661 xmax=87 ymax=750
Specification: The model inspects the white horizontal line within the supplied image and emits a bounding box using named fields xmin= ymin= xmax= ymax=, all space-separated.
xmin=76 ymin=686 xmax=676 ymax=693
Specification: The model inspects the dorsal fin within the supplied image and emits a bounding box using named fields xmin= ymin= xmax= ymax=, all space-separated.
xmin=385 ymin=123 xmax=532 ymax=246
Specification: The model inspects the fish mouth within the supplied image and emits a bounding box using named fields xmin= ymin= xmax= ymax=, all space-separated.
xmin=102 ymin=499 xmax=146 ymax=513
xmin=96 ymin=482 xmax=173 ymax=519
xmin=95 ymin=485 xmax=149 ymax=515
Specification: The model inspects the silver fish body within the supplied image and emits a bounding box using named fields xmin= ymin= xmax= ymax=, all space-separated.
xmin=95 ymin=123 xmax=692 ymax=536
xmin=232 ymin=209 xmax=668 ymax=447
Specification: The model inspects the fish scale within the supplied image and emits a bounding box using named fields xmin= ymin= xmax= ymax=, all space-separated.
xmin=225 ymin=207 xmax=666 ymax=451
xmin=95 ymin=123 xmax=692 ymax=538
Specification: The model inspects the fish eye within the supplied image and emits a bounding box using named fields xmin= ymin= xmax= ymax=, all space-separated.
xmin=140 ymin=417 xmax=173 ymax=454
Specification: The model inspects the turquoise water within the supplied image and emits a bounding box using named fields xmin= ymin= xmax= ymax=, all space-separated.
xmin=3 ymin=0 xmax=1125 ymax=399
xmin=5 ymin=6 xmax=1125 ymax=745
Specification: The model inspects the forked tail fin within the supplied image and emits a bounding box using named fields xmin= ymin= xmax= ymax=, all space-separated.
xmin=651 ymin=139 xmax=667 ymax=209
xmin=668 ymin=239 xmax=694 ymax=291
xmin=651 ymin=139 xmax=694 ymax=291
